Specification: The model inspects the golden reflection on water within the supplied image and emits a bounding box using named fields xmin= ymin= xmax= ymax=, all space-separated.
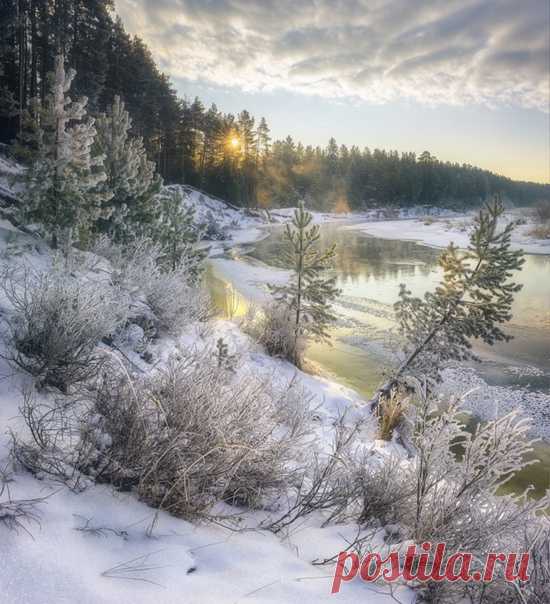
xmin=207 ymin=223 xmax=550 ymax=498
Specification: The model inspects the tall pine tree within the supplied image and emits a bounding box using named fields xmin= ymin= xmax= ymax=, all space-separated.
xmin=18 ymin=55 xmax=109 ymax=255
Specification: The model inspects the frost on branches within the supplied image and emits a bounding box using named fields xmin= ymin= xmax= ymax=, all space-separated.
xmin=153 ymin=187 xmax=205 ymax=280
xmin=17 ymin=55 xmax=110 ymax=255
xmin=93 ymin=95 xmax=161 ymax=240
xmin=372 ymin=197 xmax=525 ymax=407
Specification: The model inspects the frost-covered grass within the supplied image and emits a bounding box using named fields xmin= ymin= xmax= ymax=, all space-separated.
xmin=0 ymin=214 xmax=410 ymax=603
xmin=1 ymin=264 xmax=128 ymax=392
xmin=1 ymin=159 xmax=549 ymax=602
xmin=242 ymin=302 xmax=306 ymax=365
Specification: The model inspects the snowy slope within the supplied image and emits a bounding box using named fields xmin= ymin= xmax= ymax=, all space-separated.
xmin=0 ymin=215 xmax=411 ymax=604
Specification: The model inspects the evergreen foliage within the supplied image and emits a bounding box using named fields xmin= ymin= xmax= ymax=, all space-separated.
xmin=386 ymin=196 xmax=525 ymax=390
xmin=93 ymin=95 xmax=161 ymax=240
xmin=16 ymin=55 xmax=109 ymax=254
xmin=268 ymin=202 xmax=340 ymax=366
xmin=152 ymin=187 xmax=205 ymax=281
xmin=1 ymin=2 xmax=547 ymax=209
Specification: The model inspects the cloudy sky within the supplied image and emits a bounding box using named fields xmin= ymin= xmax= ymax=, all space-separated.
xmin=117 ymin=0 xmax=550 ymax=183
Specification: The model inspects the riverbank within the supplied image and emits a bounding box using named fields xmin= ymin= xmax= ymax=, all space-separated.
xmin=344 ymin=212 xmax=550 ymax=255
xmin=0 ymin=218 xmax=412 ymax=604
xmin=213 ymin=213 xmax=550 ymax=449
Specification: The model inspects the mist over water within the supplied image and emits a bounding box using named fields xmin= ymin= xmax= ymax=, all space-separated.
xmin=209 ymin=222 xmax=550 ymax=497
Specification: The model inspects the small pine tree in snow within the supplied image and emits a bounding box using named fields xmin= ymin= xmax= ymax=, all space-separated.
xmin=153 ymin=187 xmax=205 ymax=282
xmin=17 ymin=55 xmax=110 ymax=254
xmin=377 ymin=197 xmax=524 ymax=402
xmin=268 ymin=202 xmax=340 ymax=366
xmin=93 ymin=95 xmax=161 ymax=240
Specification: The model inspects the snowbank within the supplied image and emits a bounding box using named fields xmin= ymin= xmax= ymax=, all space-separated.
xmin=0 ymin=218 xmax=410 ymax=604
xmin=345 ymin=213 xmax=550 ymax=255
xmin=438 ymin=365 xmax=550 ymax=440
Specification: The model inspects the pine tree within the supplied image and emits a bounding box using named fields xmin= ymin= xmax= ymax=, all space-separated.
xmin=372 ymin=196 xmax=525 ymax=406
xmin=255 ymin=117 xmax=271 ymax=164
xmin=268 ymin=202 xmax=340 ymax=366
xmin=18 ymin=55 xmax=109 ymax=255
xmin=93 ymin=95 xmax=161 ymax=240
xmin=152 ymin=187 xmax=205 ymax=282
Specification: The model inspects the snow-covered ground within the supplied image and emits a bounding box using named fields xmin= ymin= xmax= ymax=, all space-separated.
xmin=345 ymin=212 xmax=550 ymax=255
xmin=438 ymin=365 xmax=550 ymax=440
xmin=205 ymin=201 xmax=550 ymax=445
xmin=0 ymin=169 xmax=412 ymax=603
xmin=1 ymin=153 xmax=548 ymax=601
xmin=0 ymin=308 xmax=409 ymax=604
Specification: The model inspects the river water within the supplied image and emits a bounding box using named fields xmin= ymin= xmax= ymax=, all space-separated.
xmin=207 ymin=222 xmax=550 ymax=496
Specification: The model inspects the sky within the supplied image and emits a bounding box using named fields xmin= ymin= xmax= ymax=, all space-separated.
xmin=116 ymin=0 xmax=550 ymax=183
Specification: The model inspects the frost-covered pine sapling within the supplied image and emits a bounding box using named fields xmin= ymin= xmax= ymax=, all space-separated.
xmin=93 ymin=95 xmax=161 ymax=240
xmin=16 ymin=55 xmax=110 ymax=256
xmin=372 ymin=197 xmax=524 ymax=406
xmin=153 ymin=187 xmax=206 ymax=281
xmin=268 ymin=202 xmax=340 ymax=367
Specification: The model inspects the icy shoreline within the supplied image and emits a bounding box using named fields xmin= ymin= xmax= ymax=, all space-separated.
xmin=344 ymin=214 xmax=550 ymax=255
xmin=216 ymin=211 xmax=550 ymax=443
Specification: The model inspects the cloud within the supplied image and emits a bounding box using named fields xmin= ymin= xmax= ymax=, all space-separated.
xmin=116 ymin=0 xmax=550 ymax=111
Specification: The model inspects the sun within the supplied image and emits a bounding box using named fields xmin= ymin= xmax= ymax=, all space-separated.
xmin=230 ymin=137 xmax=240 ymax=148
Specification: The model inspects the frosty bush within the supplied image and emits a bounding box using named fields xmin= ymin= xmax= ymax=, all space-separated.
xmin=144 ymin=266 xmax=210 ymax=333
xmin=0 ymin=465 xmax=45 ymax=534
xmin=81 ymin=350 xmax=310 ymax=519
xmin=11 ymin=387 xmax=91 ymax=491
xmin=1 ymin=265 xmax=127 ymax=391
xmin=242 ymin=303 xmax=306 ymax=365
xmin=92 ymin=236 xmax=209 ymax=334
xmin=351 ymin=386 xmax=550 ymax=603
xmin=534 ymin=199 xmax=550 ymax=223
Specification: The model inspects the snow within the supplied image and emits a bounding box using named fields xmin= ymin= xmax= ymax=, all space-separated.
xmin=438 ymin=365 xmax=550 ymax=440
xmin=345 ymin=213 xmax=550 ymax=255
xmin=0 ymin=206 xmax=409 ymax=603
xmin=0 ymin=154 xmax=23 ymax=177
xmin=0 ymin=151 xmax=545 ymax=602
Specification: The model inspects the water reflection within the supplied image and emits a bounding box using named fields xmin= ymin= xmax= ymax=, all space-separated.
xmin=209 ymin=223 xmax=550 ymax=497
xmin=249 ymin=224 xmax=550 ymax=375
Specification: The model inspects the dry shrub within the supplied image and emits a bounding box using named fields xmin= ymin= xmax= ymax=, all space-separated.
xmin=11 ymin=387 xmax=93 ymax=491
xmin=0 ymin=462 xmax=45 ymax=535
xmin=528 ymin=223 xmax=550 ymax=240
xmin=376 ymin=386 xmax=409 ymax=441
xmin=0 ymin=492 xmax=44 ymax=535
xmin=242 ymin=303 xmax=305 ymax=366
xmin=350 ymin=386 xmax=550 ymax=603
xmin=81 ymin=351 xmax=311 ymax=519
xmin=144 ymin=267 xmax=211 ymax=333
xmin=517 ymin=522 xmax=550 ymax=604
xmin=93 ymin=235 xmax=211 ymax=334
xmin=534 ymin=200 xmax=550 ymax=222
xmin=1 ymin=265 xmax=127 ymax=391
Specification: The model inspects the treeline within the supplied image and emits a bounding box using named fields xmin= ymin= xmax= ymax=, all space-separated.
xmin=1 ymin=1 xmax=548 ymax=211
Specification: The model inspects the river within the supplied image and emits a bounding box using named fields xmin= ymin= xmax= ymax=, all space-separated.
xmin=207 ymin=221 xmax=550 ymax=496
